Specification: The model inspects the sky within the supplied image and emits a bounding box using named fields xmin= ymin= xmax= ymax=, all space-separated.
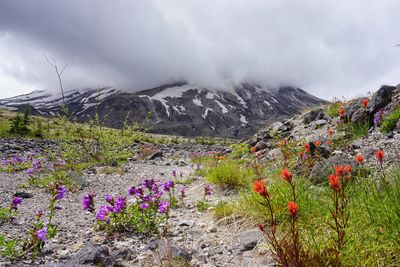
xmin=0 ymin=0 xmax=399 ymax=100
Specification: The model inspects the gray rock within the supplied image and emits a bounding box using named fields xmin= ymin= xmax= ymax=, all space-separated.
xmin=309 ymin=155 xmax=355 ymax=185
xmin=148 ymin=151 xmax=163 ymax=160
xmin=13 ymin=192 xmax=33 ymax=199
xmin=73 ymin=242 xmax=112 ymax=266
xmin=369 ymin=85 xmax=396 ymax=114
xmin=67 ymin=171 xmax=90 ymax=189
xmin=255 ymin=141 xmax=268 ymax=151
xmin=236 ymin=229 xmax=264 ymax=252
xmin=271 ymin=122 xmax=287 ymax=133
xmin=351 ymin=139 xmax=363 ymax=149
xmin=145 ymin=240 xmax=192 ymax=261
xmin=314 ymin=119 xmax=327 ymax=126
xmin=303 ymin=108 xmax=325 ymax=124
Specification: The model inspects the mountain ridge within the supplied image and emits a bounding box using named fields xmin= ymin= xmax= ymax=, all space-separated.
xmin=0 ymin=82 xmax=327 ymax=138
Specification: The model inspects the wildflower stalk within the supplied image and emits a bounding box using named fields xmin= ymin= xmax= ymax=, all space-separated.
xmin=328 ymin=167 xmax=351 ymax=266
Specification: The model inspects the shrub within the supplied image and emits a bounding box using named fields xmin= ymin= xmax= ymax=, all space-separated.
xmin=380 ymin=108 xmax=400 ymax=133
xmin=206 ymin=160 xmax=254 ymax=189
xmin=325 ymin=101 xmax=343 ymax=117
xmin=213 ymin=201 xmax=235 ymax=219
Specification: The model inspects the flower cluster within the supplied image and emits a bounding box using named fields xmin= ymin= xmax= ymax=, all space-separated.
xmin=84 ymin=178 xmax=175 ymax=233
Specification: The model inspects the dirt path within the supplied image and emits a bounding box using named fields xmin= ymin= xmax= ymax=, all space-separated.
xmin=0 ymin=154 xmax=274 ymax=266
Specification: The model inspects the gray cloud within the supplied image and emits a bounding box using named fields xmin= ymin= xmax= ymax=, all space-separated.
xmin=0 ymin=0 xmax=399 ymax=99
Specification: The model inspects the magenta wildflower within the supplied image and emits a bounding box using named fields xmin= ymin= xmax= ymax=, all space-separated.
xmin=139 ymin=203 xmax=149 ymax=209
xmin=104 ymin=194 xmax=114 ymax=205
xmin=36 ymin=227 xmax=47 ymax=241
xmin=55 ymin=185 xmax=67 ymax=200
xmin=11 ymin=197 xmax=23 ymax=209
xmin=158 ymin=200 xmax=170 ymax=214
xmin=163 ymin=181 xmax=174 ymax=191
xmin=374 ymin=109 xmax=384 ymax=126
xmin=128 ymin=186 xmax=136 ymax=196
xmin=204 ymin=184 xmax=212 ymax=197
xmin=27 ymin=168 xmax=34 ymax=176
xmin=82 ymin=193 xmax=95 ymax=213
xmin=113 ymin=196 xmax=126 ymax=213
xmin=96 ymin=205 xmax=112 ymax=224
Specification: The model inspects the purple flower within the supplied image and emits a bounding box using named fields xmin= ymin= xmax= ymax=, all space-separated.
xmin=27 ymin=168 xmax=34 ymax=176
xmin=13 ymin=156 xmax=23 ymax=164
xmin=163 ymin=181 xmax=174 ymax=191
xmin=139 ymin=203 xmax=149 ymax=209
xmin=55 ymin=185 xmax=67 ymax=200
xmin=158 ymin=200 xmax=170 ymax=214
xmin=32 ymin=159 xmax=43 ymax=172
xmin=374 ymin=109 xmax=384 ymax=126
xmin=113 ymin=196 xmax=126 ymax=213
xmin=11 ymin=197 xmax=23 ymax=209
xmin=104 ymin=195 xmax=114 ymax=205
xmin=96 ymin=205 xmax=112 ymax=224
xmin=35 ymin=226 xmax=47 ymax=241
xmin=142 ymin=194 xmax=151 ymax=202
xmin=171 ymin=170 xmax=177 ymax=177
xmin=142 ymin=179 xmax=155 ymax=190
xmin=204 ymin=184 xmax=212 ymax=197
xmin=180 ymin=171 xmax=184 ymax=179
xmin=128 ymin=186 xmax=136 ymax=196
xmin=82 ymin=193 xmax=95 ymax=213
xmin=134 ymin=187 xmax=143 ymax=197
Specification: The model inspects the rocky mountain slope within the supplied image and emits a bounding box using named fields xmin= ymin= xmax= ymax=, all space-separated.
xmin=0 ymin=82 xmax=326 ymax=138
xmin=248 ymin=84 xmax=400 ymax=178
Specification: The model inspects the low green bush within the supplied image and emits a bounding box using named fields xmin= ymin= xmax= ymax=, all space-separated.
xmin=380 ymin=108 xmax=400 ymax=133
xmin=205 ymin=160 xmax=254 ymax=189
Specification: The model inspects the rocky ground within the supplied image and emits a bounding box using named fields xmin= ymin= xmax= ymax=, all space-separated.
xmin=248 ymin=84 xmax=400 ymax=178
xmin=0 ymin=140 xmax=274 ymax=267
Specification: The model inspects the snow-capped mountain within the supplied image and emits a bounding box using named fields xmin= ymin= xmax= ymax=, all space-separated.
xmin=0 ymin=82 xmax=327 ymax=138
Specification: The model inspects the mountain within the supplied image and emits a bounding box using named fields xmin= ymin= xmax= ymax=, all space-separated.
xmin=0 ymin=82 xmax=327 ymax=138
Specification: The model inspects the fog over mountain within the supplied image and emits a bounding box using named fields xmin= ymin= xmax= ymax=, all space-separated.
xmin=0 ymin=0 xmax=400 ymax=99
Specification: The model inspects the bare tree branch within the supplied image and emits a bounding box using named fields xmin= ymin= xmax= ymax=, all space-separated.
xmin=44 ymin=53 xmax=68 ymax=107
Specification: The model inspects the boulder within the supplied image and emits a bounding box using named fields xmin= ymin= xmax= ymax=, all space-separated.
xmin=236 ymin=229 xmax=264 ymax=252
xmin=309 ymin=155 xmax=355 ymax=185
xmin=369 ymin=85 xmax=396 ymax=114
xmin=303 ymin=108 xmax=325 ymax=124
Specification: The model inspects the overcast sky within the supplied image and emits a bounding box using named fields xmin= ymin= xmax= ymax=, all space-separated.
xmin=0 ymin=0 xmax=399 ymax=100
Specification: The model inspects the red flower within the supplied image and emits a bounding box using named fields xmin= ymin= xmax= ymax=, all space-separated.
xmin=375 ymin=150 xmax=384 ymax=162
xmin=334 ymin=165 xmax=344 ymax=177
xmin=304 ymin=143 xmax=310 ymax=153
xmin=280 ymin=168 xmax=293 ymax=183
xmin=362 ymin=98 xmax=369 ymax=109
xmin=328 ymin=129 xmax=335 ymax=136
xmin=250 ymin=146 xmax=257 ymax=153
xmin=288 ymin=201 xmax=298 ymax=217
xmin=329 ymin=174 xmax=340 ymax=191
xmin=315 ymin=140 xmax=322 ymax=147
xmin=344 ymin=164 xmax=352 ymax=174
xmin=253 ymin=179 xmax=268 ymax=197
xmin=356 ymin=154 xmax=364 ymax=164
xmin=339 ymin=107 xmax=345 ymax=117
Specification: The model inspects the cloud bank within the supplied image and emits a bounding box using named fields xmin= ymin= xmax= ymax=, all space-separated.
xmin=0 ymin=0 xmax=399 ymax=99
